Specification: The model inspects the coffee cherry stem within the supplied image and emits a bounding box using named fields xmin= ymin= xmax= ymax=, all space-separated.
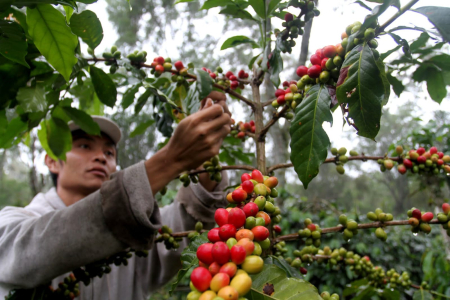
xmin=273 ymin=219 xmax=441 ymax=243
xmin=259 ymin=105 xmax=290 ymax=139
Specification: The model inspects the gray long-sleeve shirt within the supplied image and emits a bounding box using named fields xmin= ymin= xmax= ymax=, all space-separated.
xmin=0 ymin=161 xmax=228 ymax=299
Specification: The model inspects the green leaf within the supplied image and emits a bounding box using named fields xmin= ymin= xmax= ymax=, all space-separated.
xmin=269 ymin=47 xmax=283 ymax=87
xmin=0 ymin=60 xmax=30 ymax=107
xmin=134 ymin=88 xmax=153 ymax=115
xmin=380 ymin=45 xmax=401 ymax=61
xmin=0 ymin=20 xmax=29 ymax=67
xmin=221 ymin=35 xmax=259 ymax=50
xmin=268 ymin=0 xmax=282 ymax=15
xmin=69 ymin=10 xmax=103 ymax=50
xmin=219 ymin=4 xmax=255 ymax=22
xmin=429 ymin=54 xmax=450 ymax=70
xmin=122 ymin=83 xmax=142 ymax=109
xmin=0 ymin=0 xmax=15 ymax=13
xmin=343 ymin=279 xmax=370 ymax=297
xmin=201 ymin=0 xmax=233 ymax=10
xmin=37 ymin=120 xmax=57 ymax=160
xmin=410 ymin=32 xmax=430 ymax=52
xmin=354 ymin=0 xmax=372 ymax=11
xmin=267 ymin=256 xmax=302 ymax=279
xmin=289 ymin=84 xmax=332 ymax=189
xmin=426 ymin=68 xmax=447 ymax=103
xmin=413 ymin=6 xmax=450 ymax=42
xmin=3 ymin=7 xmax=28 ymax=34
xmin=47 ymin=116 xmax=72 ymax=160
xmin=16 ymin=84 xmax=47 ymax=112
xmin=336 ymin=43 xmax=384 ymax=140
xmin=413 ymin=290 xmax=434 ymax=300
xmin=169 ymin=233 xmax=209 ymax=295
xmin=376 ymin=60 xmax=390 ymax=105
xmin=230 ymin=149 xmax=254 ymax=164
xmin=30 ymin=61 xmax=54 ymax=77
xmin=89 ymin=66 xmax=117 ymax=107
xmin=386 ymin=72 xmax=405 ymax=97
xmin=194 ymin=69 xmax=213 ymax=99
xmin=14 ymin=0 xmax=78 ymax=9
xmin=246 ymin=263 xmax=321 ymax=300
xmin=0 ymin=116 xmax=27 ymax=149
xmin=64 ymin=6 xmax=73 ymax=22
xmin=61 ymin=106 xmax=100 ymax=135
xmin=248 ymin=0 xmax=265 ymax=19
xmin=27 ymin=4 xmax=78 ymax=82
xmin=248 ymin=52 xmax=262 ymax=69
xmin=174 ymin=0 xmax=194 ymax=3
xmin=129 ymin=120 xmax=155 ymax=138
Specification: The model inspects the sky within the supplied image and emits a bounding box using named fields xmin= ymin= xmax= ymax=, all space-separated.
xmin=32 ymin=0 xmax=450 ymax=175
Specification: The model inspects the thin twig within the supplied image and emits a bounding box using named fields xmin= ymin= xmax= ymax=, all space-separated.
xmin=377 ymin=0 xmax=420 ymax=33
xmin=178 ymin=165 xmax=256 ymax=178
xmin=86 ymin=58 xmax=255 ymax=109
xmin=267 ymin=155 xmax=403 ymax=173
xmin=263 ymin=98 xmax=276 ymax=107
xmin=274 ymin=219 xmax=440 ymax=243
xmin=259 ymin=106 xmax=290 ymax=139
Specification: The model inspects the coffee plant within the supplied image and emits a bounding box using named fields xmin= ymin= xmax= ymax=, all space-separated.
xmin=1 ymin=0 xmax=450 ymax=299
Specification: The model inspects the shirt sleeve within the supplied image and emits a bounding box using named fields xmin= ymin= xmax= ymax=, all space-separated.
xmin=0 ymin=161 xmax=160 ymax=290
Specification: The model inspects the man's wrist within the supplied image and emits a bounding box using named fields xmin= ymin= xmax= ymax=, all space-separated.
xmin=144 ymin=147 xmax=185 ymax=195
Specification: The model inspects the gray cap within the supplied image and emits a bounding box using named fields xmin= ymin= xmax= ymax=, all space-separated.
xmin=68 ymin=116 xmax=122 ymax=145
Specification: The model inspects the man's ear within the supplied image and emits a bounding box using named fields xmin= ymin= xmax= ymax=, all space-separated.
xmin=45 ymin=154 xmax=61 ymax=174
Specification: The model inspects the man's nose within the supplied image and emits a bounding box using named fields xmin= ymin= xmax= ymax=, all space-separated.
xmin=93 ymin=148 xmax=107 ymax=163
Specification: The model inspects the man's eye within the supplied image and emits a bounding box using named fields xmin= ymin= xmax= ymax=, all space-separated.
xmin=80 ymin=144 xmax=89 ymax=149
xmin=106 ymin=151 xmax=114 ymax=156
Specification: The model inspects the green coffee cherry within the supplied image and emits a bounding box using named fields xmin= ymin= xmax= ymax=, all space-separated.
xmin=367 ymin=211 xmax=378 ymax=221
xmin=336 ymin=165 xmax=345 ymax=174
xmin=375 ymin=227 xmax=387 ymax=241
xmin=339 ymin=214 xmax=348 ymax=226
xmin=195 ymin=222 xmax=203 ymax=232
xmin=331 ymin=148 xmax=338 ymax=155
xmin=338 ymin=147 xmax=347 ymax=155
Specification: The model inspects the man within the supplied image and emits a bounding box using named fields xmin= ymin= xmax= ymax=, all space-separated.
xmin=0 ymin=92 xmax=232 ymax=299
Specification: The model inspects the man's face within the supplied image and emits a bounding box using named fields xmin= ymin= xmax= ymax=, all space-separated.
xmin=48 ymin=132 xmax=117 ymax=196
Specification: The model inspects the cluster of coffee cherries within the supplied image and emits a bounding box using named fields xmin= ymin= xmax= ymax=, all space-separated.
xmin=366 ymin=208 xmax=394 ymax=241
xmin=188 ymin=170 xmax=279 ymax=299
xmin=406 ymin=208 xmax=434 ymax=235
xmin=274 ymin=0 xmax=320 ymax=54
xmin=226 ymin=170 xmax=282 ymax=225
xmin=49 ymin=274 xmax=80 ymax=300
xmin=222 ymin=69 xmax=249 ymax=90
xmin=441 ymin=203 xmax=450 ymax=236
xmin=296 ymin=44 xmax=344 ymax=87
xmin=271 ymin=81 xmax=303 ymax=111
xmin=148 ymin=56 xmax=173 ymax=77
xmin=341 ymin=19 xmax=380 ymax=58
xmin=316 ymin=248 xmax=413 ymax=289
xmin=338 ymin=214 xmax=359 ymax=242
xmin=298 ymin=218 xmax=322 ymax=247
xmin=331 ymin=147 xmax=358 ymax=175
xmin=395 ymin=146 xmax=450 ymax=175
xmin=289 ymin=245 xmax=316 ymax=273
xmin=202 ymin=155 xmax=223 ymax=183
xmin=188 ymin=222 xmax=205 ymax=240
xmin=99 ymin=45 xmax=122 ymax=74
xmin=320 ymin=291 xmax=340 ymax=300
xmin=155 ymin=225 xmax=182 ymax=249
xmin=230 ymin=120 xmax=255 ymax=140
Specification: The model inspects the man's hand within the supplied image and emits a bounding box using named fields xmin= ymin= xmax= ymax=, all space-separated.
xmin=145 ymin=92 xmax=231 ymax=195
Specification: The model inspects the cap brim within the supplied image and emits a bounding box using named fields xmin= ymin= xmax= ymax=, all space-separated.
xmin=68 ymin=116 xmax=122 ymax=145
